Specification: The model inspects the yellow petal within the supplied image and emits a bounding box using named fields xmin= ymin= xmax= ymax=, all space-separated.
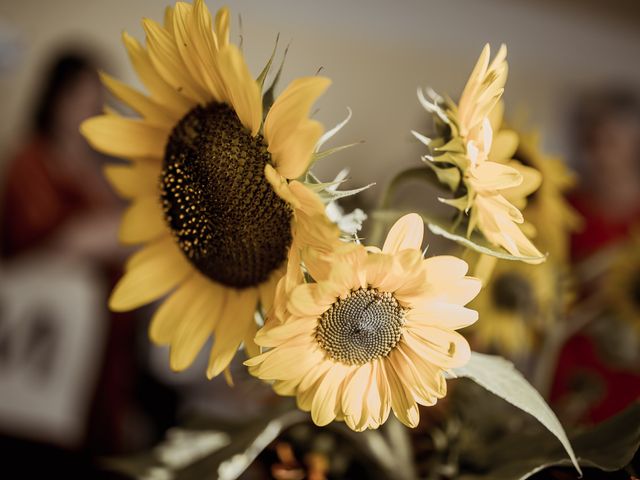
xmin=103 ymin=162 xmax=160 ymax=199
xmin=214 ymin=6 xmax=230 ymax=49
xmin=468 ymin=161 xmax=522 ymax=191
xmin=252 ymin=341 xmax=322 ymax=381
xmin=273 ymin=120 xmax=324 ymax=179
xmin=341 ymin=363 xmax=371 ymax=418
xmin=311 ymin=363 xmax=350 ymax=426
xmin=122 ymin=32 xmax=192 ymax=116
xmin=149 ymin=274 xmax=199 ymax=344
xmin=99 ymin=72 xmax=176 ymax=128
xmin=109 ymin=237 xmax=191 ymax=311
xmin=81 ymin=115 xmax=168 ymax=160
xmin=243 ymin=321 xmax=260 ymax=358
xmin=288 ymin=284 xmax=332 ymax=317
xmin=254 ymin=316 xmax=316 ymax=348
xmin=383 ymin=359 xmax=420 ymax=428
xmin=406 ymin=302 xmax=478 ymax=330
xmin=399 ymin=341 xmax=448 ymax=397
xmin=206 ymin=287 xmax=258 ymax=378
xmin=170 ymin=277 xmax=225 ymax=371
xmin=382 ymin=213 xmax=424 ymax=254
xmin=490 ymin=129 xmax=518 ymax=162
xmin=406 ymin=326 xmax=471 ymax=369
xmin=189 ymin=0 xmax=228 ymax=101
xmin=388 ymin=347 xmax=437 ymax=406
xmin=119 ymin=196 xmax=167 ymax=245
xmin=217 ymin=44 xmax=262 ymax=136
xmin=142 ymin=18 xmax=208 ymax=104
xmin=264 ymin=77 xmax=331 ymax=178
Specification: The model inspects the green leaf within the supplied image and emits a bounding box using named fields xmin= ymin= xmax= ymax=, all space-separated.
xmin=456 ymin=390 xmax=640 ymax=479
xmin=256 ymin=34 xmax=279 ymax=90
xmin=262 ymin=43 xmax=289 ymax=113
xmin=452 ymin=352 xmax=581 ymax=476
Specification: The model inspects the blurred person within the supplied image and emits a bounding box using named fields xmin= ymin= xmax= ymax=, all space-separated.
xmin=551 ymin=88 xmax=640 ymax=425
xmin=0 ymin=51 xmax=120 ymax=260
xmin=0 ymin=49 xmax=173 ymax=477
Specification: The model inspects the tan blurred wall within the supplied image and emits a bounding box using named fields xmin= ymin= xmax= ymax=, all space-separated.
xmin=1 ymin=0 xmax=640 ymax=208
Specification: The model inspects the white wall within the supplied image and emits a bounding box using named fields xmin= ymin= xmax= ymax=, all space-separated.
xmin=1 ymin=0 xmax=639 ymax=207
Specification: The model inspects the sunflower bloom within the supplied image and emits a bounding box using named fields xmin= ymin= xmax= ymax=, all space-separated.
xmin=510 ymin=129 xmax=582 ymax=263
xmin=246 ymin=214 xmax=481 ymax=430
xmin=470 ymin=254 xmax=558 ymax=357
xmin=414 ymin=44 xmax=544 ymax=263
xmin=81 ymin=1 xmax=339 ymax=378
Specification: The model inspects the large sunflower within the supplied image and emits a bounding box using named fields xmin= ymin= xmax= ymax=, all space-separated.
xmin=469 ymin=254 xmax=558 ymax=358
xmin=246 ymin=214 xmax=481 ymax=430
xmin=413 ymin=45 xmax=544 ymax=263
xmin=81 ymin=1 xmax=340 ymax=378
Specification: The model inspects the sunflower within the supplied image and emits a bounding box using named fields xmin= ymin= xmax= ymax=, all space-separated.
xmin=246 ymin=214 xmax=481 ymax=431
xmin=469 ymin=254 xmax=558 ymax=357
xmin=604 ymin=235 xmax=640 ymax=337
xmin=80 ymin=1 xmax=341 ymax=378
xmin=413 ymin=44 xmax=544 ymax=263
xmin=511 ymin=129 xmax=582 ymax=264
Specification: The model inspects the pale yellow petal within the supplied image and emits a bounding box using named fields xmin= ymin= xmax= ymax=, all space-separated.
xmin=490 ymin=129 xmax=518 ymax=162
xmin=406 ymin=302 xmax=478 ymax=330
xmin=341 ymin=363 xmax=371 ymax=418
xmin=254 ymin=316 xmax=316 ymax=348
xmin=382 ymin=213 xmax=424 ymax=254
xmin=288 ymin=283 xmax=333 ymax=317
xmin=383 ymin=359 xmax=420 ymax=428
xmin=405 ymin=326 xmax=471 ymax=369
xmin=311 ymin=363 xmax=351 ymax=426
xmin=467 ymin=161 xmax=522 ymax=191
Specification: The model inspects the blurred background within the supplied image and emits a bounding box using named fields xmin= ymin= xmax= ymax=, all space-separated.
xmin=0 ymin=0 xmax=639 ymax=478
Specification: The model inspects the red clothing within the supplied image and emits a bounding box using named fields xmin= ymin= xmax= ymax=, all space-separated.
xmin=1 ymin=137 xmax=100 ymax=258
xmin=569 ymin=193 xmax=640 ymax=262
xmin=551 ymin=191 xmax=640 ymax=424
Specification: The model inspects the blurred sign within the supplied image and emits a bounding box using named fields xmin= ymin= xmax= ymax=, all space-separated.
xmin=0 ymin=257 xmax=106 ymax=447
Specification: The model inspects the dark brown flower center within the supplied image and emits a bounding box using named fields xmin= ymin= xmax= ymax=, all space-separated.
xmin=161 ymin=103 xmax=293 ymax=288
xmin=316 ymin=288 xmax=405 ymax=365
xmin=491 ymin=272 xmax=536 ymax=315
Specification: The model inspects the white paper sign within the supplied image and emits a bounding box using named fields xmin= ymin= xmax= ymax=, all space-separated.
xmin=0 ymin=257 xmax=107 ymax=447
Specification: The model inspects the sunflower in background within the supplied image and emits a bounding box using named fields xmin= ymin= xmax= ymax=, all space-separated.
xmin=604 ymin=234 xmax=640 ymax=339
xmin=469 ymin=254 xmax=559 ymax=358
xmin=81 ymin=1 xmax=343 ymax=378
xmin=247 ymin=214 xmax=481 ymax=431
xmin=513 ymin=130 xmax=582 ymax=264
xmin=413 ymin=44 xmax=544 ymax=263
